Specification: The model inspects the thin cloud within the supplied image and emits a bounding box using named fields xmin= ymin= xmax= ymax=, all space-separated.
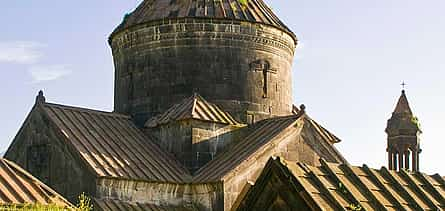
xmin=28 ymin=65 xmax=72 ymax=83
xmin=0 ymin=41 xmax=45 ymax=64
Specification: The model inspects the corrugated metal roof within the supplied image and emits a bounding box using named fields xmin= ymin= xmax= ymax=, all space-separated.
xmin=93 ymin=198 xmax=196 ymax=211
xmin=193 ymin=113 xmax=347 ymax=182
xmin=41 ymin=102 xmax=191 ymax=183
xmin=280 ymin=158 xmax=445 ymax=210
xmin=0 ymin=158 xmax=72 ymax=207
xmin=145 ymin=94 xmax=242 ymax=128
xmin=113 ymin=0 xmax=294 ymax=37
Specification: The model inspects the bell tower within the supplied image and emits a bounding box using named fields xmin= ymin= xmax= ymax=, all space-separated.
xmin=386 ymin=89 xmax=421 ymax=171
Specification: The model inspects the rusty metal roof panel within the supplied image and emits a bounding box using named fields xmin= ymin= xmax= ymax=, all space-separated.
xmin=42 ymin=103 xmax=191 ymax=183
xmin=283 ymin=159 xmax=445 ymax=210
xmin=113 ymin=0 xmax=293 ymax=35
xmin=145 ymin=94 xmax=242 ymax=128
xmin=93 ymin=198 xmax=196 ymax=211
xmin=0 ymin=158 xmax=71 ymax=207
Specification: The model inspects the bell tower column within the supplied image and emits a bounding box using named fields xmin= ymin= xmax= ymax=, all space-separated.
xmin=388 ymin=149 xmax=393 ymax=170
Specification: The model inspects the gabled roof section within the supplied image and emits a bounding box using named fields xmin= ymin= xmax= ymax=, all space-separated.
xmin=41 ymin=102 xmax=191 ymax=183
xmin=113 ymin=0 xmax=294 ymax=38
xmin=393 ymin=90 xmax=413 ymax=115
xmin=307 ymin=118 xmax=341 ymax=144
xmin=300 ymin=116 xmax=346 ymax=163
xmin=93 ymin=198 xmax=197 ymax=211
xmin=193 ymin=115 xmax=300 ymax=182
xmin=193 ymin=108 xmax=346 ymax=182
xmin=0 ymin=158 xmax=72 ymax=207
xmin=145 ymin=93 xmax=242 ymax=128
xmin=245 ymin=158 xmax=445 ymax=211
xmin=292 ymin=104 xmax=341 ymax=144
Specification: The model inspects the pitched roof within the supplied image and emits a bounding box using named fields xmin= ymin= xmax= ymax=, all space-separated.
xmin=0 ymin=158 xmax=72 ymax=207
xmin=193 ymin=115 xmax=300 ymax=182
xmin=292 ymin=105 xmax=341 ymax=144
xmin=249 ymin=158 xmax=445 ymax=210
xmin=145 ymin=94 xmax=242 ymax=128
xmin=393 ymin=90 xmax=413 ymax=115
xmin=93 ymin=198 xmax=196 ymax=211
xmin=41 ymin=102 xmax=191 ymax=183
xmin=112 ymin=0 xmax=294 ymax=38
xmin=193 ymin=113 xmax=346 ymax=182
xmin=301 ymin=116 xmax=346 ymax=163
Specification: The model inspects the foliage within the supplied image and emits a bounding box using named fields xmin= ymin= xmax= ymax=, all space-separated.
xmin=338 ymin=182 xmax=348 ymax=194
xmin=347 ymin=203 xmax=363 ymax=211
xmin=238 ymin=0 xmax=249 ymax=7
xmin=0 ymin=193 xmax=93 ymax=211
xmin=76 ymin=193 xmax=93 ymax=211
xmin=411 ymin=116 xmax=421 ymax=130
xmin=338 ymin=182 xmax=362 ymax=211
xmin=0 ymin=204 xmax=68 ymax=211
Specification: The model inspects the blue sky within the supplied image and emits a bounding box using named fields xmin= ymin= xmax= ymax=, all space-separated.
xmin=1 ymin=0 xmax=444 ymax=174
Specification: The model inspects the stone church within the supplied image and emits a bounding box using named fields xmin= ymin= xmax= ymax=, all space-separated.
xmin=4 ymin=0 xmax=444 ymax=210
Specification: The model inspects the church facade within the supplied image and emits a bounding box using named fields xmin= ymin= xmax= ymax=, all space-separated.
xmin=3 ymin=0 xmax=440 ymax=210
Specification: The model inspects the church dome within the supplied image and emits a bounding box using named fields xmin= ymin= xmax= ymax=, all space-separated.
xmin=112 ymin=0 xmax=294 ymax=38
xmin=110 ymin=0 xmax=297 ymax=126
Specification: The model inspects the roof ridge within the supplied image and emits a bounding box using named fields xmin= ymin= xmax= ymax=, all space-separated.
xmin=43 ymin=102 xmax=130 ymax=119
xmin=304 ymin=116 xmax=342 ymax=144
xmin=190 ymin=93 xmax=199 ymax=119
xmin=145 ymin=94 xmax=242 ymax=128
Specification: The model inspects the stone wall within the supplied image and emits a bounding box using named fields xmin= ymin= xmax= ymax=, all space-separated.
xmin=110 ymin=18 xmax=296 ymax=126
xmin=4 ymin=106 xmax=96 ymax=202
xmin=221 ymin=119 xmax=326 ymax=211
xmin=96 ymin=178 xmax=223 ymax=211
xmin=147 ymin=119 xmax=244 ymax=173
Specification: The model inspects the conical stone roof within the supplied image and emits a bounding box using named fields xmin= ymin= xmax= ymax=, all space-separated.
xmin=386 ymin=90 xmax=421 ymax=134
xmin=113 ymin=0 xmax=293 ymax=35
xmin=393 ymin=90 xmax=413 ymax=115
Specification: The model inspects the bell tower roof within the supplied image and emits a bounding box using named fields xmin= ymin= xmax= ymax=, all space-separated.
xmin=393 ymin=90 xmax=413 ymax=115
xmin=386 ymin=89 xmax=421 ymax=134
xmin=112 ymin=0 xmax=295 ymax=39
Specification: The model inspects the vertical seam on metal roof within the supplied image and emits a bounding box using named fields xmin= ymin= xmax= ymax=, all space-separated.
xmin=341 ymin=164 xmax=387 ymax=210
xmin=47 ymin=107 xmax=111 ymax=177
xmin=361 ymin=165 xmax=407 ymax=210
xmin=319 ymin=160 xmax=364 ymax=210
xmin=380 ymin=167 xmax=422 ymax=210
xmin=113 ymin=117 xmax=187 ymax=182
xmin=62 ymin=109 xmax=122 ymax=178
xmin=399 ymin=170 xmax=439 ymax=210
xmin=83 ymin=112 xmax=150 ymax=180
